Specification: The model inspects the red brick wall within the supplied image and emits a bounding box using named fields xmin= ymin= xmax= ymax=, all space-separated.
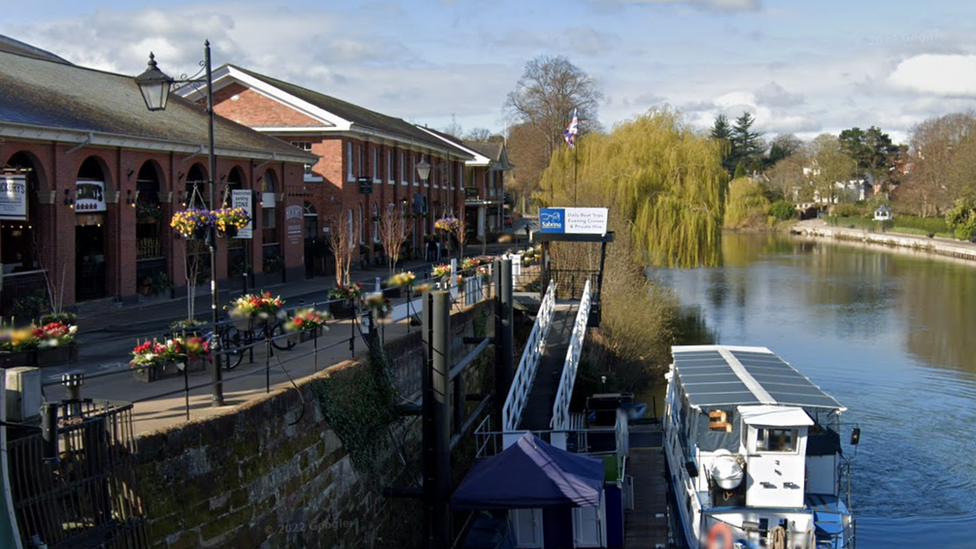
xmin=213 ymin=84 xmax=322 ymax=128
xmin=1 ymin=138 xmax=306 ymax=310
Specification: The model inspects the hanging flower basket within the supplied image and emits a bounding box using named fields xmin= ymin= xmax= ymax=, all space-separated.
xmin=226 ymin=292 xmax=284 ymax=332
xmin=283 ymin=308 xmax=329 ymax=344
xmin=171 ymin=208 xmax=215 ymax=239
xmin=129 ymin=336 xmax=209 ymax=382
xmin=213 ymin=207 xmax=250 ymax=237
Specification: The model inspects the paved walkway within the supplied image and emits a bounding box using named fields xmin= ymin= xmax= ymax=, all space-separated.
xmin=48 ymin=243 xmax=529 ymax=436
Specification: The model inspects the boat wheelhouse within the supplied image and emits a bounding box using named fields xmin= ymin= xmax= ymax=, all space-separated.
xmin=663 ymin=345 xmax=856 ymax=549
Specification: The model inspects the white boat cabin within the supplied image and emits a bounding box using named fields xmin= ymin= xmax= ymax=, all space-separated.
xmin=664 ymin=345 xmax=854 ymax=549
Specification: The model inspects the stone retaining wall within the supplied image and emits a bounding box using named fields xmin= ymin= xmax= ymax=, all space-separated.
xmin=790 ymin=224 xmax=976 ymax=262
xmin=135 ymin=302 xmax=489 ymax=549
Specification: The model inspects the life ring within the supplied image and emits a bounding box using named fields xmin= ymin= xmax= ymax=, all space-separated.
xmin=706 ymin=522 xmax=734 ymax=549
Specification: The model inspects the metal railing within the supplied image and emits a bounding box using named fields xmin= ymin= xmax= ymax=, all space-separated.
xmin=7 ymin=400 xmax=148 ymax=549
xmin=550 ymin=279 xmax=592 ymax=431
xmin=502 ymin=280 xmax=557 ymax=432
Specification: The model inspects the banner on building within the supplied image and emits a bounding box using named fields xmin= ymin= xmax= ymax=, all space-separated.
xmin=538 ymin=207 xmax=608 ymax=235
xmin=231 ymin=190 xmax=253 ymax=239
xmin=0 ymin=174 xmax=27 ymax=220
xmin=75 ymin=180 xmax=106 ymax=212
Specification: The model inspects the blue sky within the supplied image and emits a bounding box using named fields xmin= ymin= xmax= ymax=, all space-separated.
xmin=4 ymin=0 xmax=976 ymax=145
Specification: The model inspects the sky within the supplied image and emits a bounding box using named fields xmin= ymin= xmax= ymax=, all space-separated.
xmin=3 ymin=0 xmax=976 ymax=146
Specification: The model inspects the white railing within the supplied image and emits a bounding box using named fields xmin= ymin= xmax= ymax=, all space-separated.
xmin=550 ymin=279 xmax=592 ymax=432
xmin=502 ymin=280 xmax=558 ymax=433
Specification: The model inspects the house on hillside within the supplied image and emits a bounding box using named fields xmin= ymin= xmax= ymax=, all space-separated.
xmin=179 ymin=65 xmax=474 ymax=270
xmin=0 ymin=37 xmax=313 ymax=314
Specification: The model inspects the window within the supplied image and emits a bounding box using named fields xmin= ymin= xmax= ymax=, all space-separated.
xmin=400 ymin=151 xmax=406 ymax=185
xmin=372 ymin=147 xmax=379 ymax=181
xmin=358 ymin=204 xmax=364 ymax=244
xmin=292 ymin=141 xmax=313 ymax=175
xmin=412 ymin=155 xmax=418 ymax=186
xmin=262 ymin=206 xmax=276 ymax=229
xmin=348 ymin=209 xmax=354 ymax=247
xmin=357 ymin=145 xmax=363 ymax=178
xmin=373 ymin=203 xmax=379 ymax=242
xmin=346 ymin=142 xmax=353 ymax=181
xmin=756 ymin=428 xmax=797 ymax=452
xmin=387 ymin=150 xmax=393 ymax=184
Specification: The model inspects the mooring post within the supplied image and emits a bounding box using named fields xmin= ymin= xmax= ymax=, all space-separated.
xmin=493 ymin=259 xmax=514 ymax=426
xmin=423 ymin=290 xmax=452 ymax=549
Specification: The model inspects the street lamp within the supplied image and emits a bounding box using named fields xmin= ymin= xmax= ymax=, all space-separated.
xmin=135 ymin=40 xmax=223 ymax=407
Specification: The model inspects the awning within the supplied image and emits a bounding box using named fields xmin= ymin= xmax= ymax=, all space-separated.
xmin=452 ymin=432 xmax=604 ymax=510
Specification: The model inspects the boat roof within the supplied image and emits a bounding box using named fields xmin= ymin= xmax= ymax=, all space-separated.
xmin=671 ymin=345 xmax=845 ymax=411
xmin=739 ymin=405 xmax=814 ymax=427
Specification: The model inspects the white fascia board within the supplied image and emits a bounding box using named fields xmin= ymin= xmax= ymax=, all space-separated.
xmin=181 ymin=66 xmax=351 ymax=131
xmin=415 ymin=126 xmax=483 ymax=163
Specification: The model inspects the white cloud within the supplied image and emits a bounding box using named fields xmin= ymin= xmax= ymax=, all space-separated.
xmin=888 ymin=54 xmax=976 ymax=97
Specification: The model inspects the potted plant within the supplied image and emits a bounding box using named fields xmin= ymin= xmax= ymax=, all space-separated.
xmin=385 ymin=271 xmax=415 ymax=299
xmin=169 ymin=318 xmax=206 ymax=337
xmin=283 ymin=308 xmax=330 ymax=344
xmin=362 ymin=291 xmax=392 ymax=319
xmin=213 ymin=207 xmax=251 ymax=238
xmin=0 ymin=324 xmax=40 ymax=368
xmin=171 ymin=208 xmax=214 ymax=239
xmin=136 ymin=201 xmax=163 ymax=224
xmin=226 ymin=292 xmax=285 ymax=332
xmin=327 ymin=283 xmax=363 ymax=318
xmin=35 ymin=320 xmax=78 ymax=366
xmin=130 ymin=335 xmax=210 ymax=382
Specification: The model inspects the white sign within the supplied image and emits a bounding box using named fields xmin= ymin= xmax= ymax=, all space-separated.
xmin=75 ymin=180 xmax=106 ymax=213
xmin=539 ymin=207 xmax=608 ymax=235
xmin=0 ymin=174 xmax=27 ymax=221
xmin=231 ymin=190 xmax=253 ymax=239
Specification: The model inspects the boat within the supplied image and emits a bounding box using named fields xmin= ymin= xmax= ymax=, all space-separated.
xmin=585 ymin=392 xmax=648 ymax=425
xmin=663 ymin=345 xmax=857 ymax=549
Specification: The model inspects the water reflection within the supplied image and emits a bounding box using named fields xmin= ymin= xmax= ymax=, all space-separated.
xmin=654 ymin=232 xmax=976 ymax=548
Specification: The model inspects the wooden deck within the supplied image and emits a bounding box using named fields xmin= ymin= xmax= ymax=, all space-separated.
xmin=625 ymin=427 xmax=669 ymax=548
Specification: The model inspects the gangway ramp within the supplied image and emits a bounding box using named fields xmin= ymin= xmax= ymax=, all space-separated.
xmin=517 ymin=300 xmax=579 ymax=432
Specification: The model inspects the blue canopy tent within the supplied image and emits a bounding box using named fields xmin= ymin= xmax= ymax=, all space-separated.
xmin=453 ymin=432 xmax=604 ymax=509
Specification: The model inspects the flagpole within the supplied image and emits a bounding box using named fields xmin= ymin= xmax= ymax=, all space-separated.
xmin=573 ymin=138 xmax=578 ymax=206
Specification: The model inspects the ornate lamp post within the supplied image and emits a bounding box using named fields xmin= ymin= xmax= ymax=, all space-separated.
xmin=416 ymin=156 xmax=430 ymax=247
xmin=135 ymin=40 xmax=223 ymax=407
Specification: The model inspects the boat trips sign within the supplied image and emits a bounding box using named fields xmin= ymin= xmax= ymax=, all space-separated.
xmin=539 ymin=207 xmax=608 ymax=235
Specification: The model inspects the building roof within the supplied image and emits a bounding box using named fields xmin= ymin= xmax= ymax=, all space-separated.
xmin=213 ymin=64 xmax=472 ymax=160
xmin=417 ymin=127 xmax=512 ymax=169
xmin=0 ymin=47 xmax=315 ymax=164
xmin=0 ymin=34 xmax=69 ymax=64
xmin=670 ymin=345 xmax=845 ymax=411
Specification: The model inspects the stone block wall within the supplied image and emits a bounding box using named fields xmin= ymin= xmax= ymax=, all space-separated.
xmin=135 ymin=301 xmax=490 ymax=549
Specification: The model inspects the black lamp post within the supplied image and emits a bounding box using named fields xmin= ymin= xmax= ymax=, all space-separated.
xmin=135 ymin=40 xmax=223 ymax=407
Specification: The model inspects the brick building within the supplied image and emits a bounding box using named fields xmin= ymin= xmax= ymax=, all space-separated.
xmin=183 ymin=64 xmax=474 ymax=273
xmin=418 ymin=128 xmax=513 ymax=241
xmin=0 ymin=38 xmax=314 ymax=315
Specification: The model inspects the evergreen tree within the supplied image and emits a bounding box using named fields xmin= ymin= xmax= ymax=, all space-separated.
xmin=711 ymin=114 xmax=734 ymax=174
xmin=731 ymin=111 xmax=763 ymax=173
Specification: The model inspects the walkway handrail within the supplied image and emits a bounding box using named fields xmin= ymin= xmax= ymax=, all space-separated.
xmin=550 ymin=279 xmax=592 ymax=431
xmin=503 ymin=280 xmax=557 ymax=432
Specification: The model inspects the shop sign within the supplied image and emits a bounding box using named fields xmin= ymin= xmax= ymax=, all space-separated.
xmin=539 ymin=207 xmax=608 ymax=235
xmin=358 ymin=176 xmax=373 ymax=195
xmin=0 ymin=174 xmax=27 ymax=220
xmin=75 ymin=180 xmax=106 ymax=212
xmin=286 ymin=204 xmax=303 ymax=245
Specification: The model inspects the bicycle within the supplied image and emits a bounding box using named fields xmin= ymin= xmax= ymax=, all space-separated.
xmin=204 ymin=316 xmax=296 ymax=371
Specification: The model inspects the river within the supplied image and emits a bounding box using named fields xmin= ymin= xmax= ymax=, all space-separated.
xmin=648 ymin=232 xmax=976 ymax=548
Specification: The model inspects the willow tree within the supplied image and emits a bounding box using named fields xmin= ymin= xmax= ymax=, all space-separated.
xmin=541 ymin=108 xmax=727 ymax=268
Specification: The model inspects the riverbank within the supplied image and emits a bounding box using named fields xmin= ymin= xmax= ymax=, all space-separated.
xmin=789 ymin=219 xmax=976 ymax=262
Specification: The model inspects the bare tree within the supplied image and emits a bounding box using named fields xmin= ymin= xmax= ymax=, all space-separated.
xmin=505 ymin=55 xmax=602 ymax=203
xmin=465 ymin=127 xmax=494 ymax=142
xmin=326 ymin=213 xmax=354 ymax=286
xmin=455 ymin=207 xmax=468 ymax=260
xmin=377 ymin=204 xmax=412 ymax=277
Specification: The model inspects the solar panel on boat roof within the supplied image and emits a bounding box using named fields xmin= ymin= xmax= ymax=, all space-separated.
xmin=671 ymin=347 xmax=844 ymax=409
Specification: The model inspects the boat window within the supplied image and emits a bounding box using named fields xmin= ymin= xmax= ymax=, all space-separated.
xmin=756 ymin=428 xmax=796 ymax=452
